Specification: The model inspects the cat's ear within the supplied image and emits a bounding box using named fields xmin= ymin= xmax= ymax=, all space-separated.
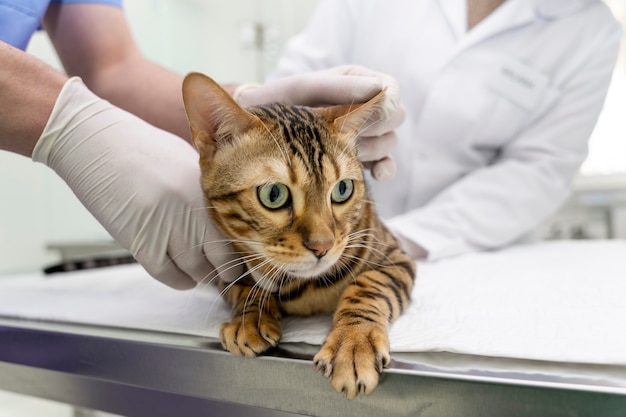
xmin=320 ymin=89 xmax=387 ymax=135
xmin=182 ymin=72 xmax=259 ymax=159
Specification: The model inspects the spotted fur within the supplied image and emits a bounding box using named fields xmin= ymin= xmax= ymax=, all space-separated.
xmin=182 ymin=72 xmax=416 ymax=398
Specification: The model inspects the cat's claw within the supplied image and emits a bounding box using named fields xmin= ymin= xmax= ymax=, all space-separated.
xmin=313 ymin=324 xmax=390 ymax=399
xmin=220 ymin=314 xmax=281 ymax=357
xmin=314 ymin=358 xmax=333 ymax=378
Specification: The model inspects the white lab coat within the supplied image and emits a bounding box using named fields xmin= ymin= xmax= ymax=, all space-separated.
xmin=270 ymin=0 xmax=621 ymax=260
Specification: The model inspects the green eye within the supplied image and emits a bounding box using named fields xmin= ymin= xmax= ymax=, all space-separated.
xmin=258 ymin=183 xmax=290 ymax=209
xmin=331 ymin=179 xmax=354 ymax=204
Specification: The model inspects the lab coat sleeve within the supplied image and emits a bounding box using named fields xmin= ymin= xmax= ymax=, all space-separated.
xmin=387 ymin=19 xmax=622 ymax=260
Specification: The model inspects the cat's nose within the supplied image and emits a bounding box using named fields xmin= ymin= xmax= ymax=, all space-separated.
xmin=305 ymin=240 xmax=334 ymax=258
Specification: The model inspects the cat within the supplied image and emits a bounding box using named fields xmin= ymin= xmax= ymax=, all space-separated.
xmin=182 ymin=72 xmax=416 ymax=399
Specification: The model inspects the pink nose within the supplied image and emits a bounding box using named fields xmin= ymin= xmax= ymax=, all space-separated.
xmin=305 ymin=241 xmax=334 ymax=258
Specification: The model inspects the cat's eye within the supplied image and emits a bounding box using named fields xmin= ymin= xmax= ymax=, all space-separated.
xmin=331 ymin=179 xmax=354 ymax=204
xmin=258 ymin=183 xmax=290 ymax=209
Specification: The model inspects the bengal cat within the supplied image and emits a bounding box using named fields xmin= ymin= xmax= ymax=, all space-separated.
xmin=182 ymin=72 xmax=416 ymax=399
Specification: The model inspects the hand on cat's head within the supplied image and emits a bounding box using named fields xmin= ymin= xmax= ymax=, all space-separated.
xmin=236 ymin=65 xmax=404 ymax=181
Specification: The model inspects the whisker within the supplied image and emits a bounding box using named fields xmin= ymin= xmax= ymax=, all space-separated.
xmin=239 ymin=258 xmax=278 ymax=330
xmin=218 ymin=256 xmax=270 ymax=298
xmin=341 ymin=252 xmax=391 ymax=270
xmin=196 ymin=253 xmax=265 ymax=289
xmin=198 ymin=253 xmax=266 ymax=332
xmin=256 ymin=264 xmax=283 ymax=328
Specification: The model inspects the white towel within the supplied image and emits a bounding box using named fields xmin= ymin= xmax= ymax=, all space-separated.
xmin=1 ymin=240 xmax=625 ymax=365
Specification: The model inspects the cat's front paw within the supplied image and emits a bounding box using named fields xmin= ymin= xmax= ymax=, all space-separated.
xmin=220 ymin=313 xmax=281 ymax=357
xmin=313 ymin=324 xmax=390 ymax=399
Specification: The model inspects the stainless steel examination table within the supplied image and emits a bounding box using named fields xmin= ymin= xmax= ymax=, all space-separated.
xmin=1 ymin=317 xmax=625 ymax=417
xmin=3 ymin=241 xmax=626 ymax=416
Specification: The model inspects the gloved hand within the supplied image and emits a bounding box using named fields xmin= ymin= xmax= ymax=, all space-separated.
xmin=235 ymin=65 xmax=405 ymax=181
xmin=32 ymin=77 xmax=240 ymax=289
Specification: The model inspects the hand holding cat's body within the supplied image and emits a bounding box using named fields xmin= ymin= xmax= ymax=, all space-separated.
xmin=183 ymin=73 xmax=416 ymax=398
xmin=32 ymin=78 xmax=242 ymax=289
xmin=235 ymin=65 xmax=404 ymax=181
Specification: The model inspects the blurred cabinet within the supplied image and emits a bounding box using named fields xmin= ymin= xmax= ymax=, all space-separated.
xmin=124 ymin=0 xmax=318 ymax=83
xmin=541 ymin=173 xmax=626 ymax=241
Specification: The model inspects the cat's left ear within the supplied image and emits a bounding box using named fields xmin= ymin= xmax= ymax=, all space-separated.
xmin=182 ymin=72 xmax=259 ymax=160
xmin=320 ymin=88 xmax=387 ymax=136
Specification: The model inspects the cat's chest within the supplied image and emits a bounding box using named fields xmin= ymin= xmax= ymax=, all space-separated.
xmin=270 ymin=277 xmax=349 ymax=316
xmin=280 ymin=288 xmax=341 ymax=315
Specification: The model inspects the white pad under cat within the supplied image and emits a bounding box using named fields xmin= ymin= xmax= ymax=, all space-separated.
xmin=0 ymin=239 xmax=625 ymax=366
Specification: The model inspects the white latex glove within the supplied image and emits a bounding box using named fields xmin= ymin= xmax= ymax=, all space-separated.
xmin=32 ymin=77 xmax=241 ymax=289
xmin=235 ymin=65 xmax=405 ymax=181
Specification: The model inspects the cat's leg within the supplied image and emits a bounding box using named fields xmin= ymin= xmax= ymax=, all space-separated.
xmin=313 ymin=261 xmax=414 ymax=398
xmin=219 ymin=280 xmax=282 ymax=357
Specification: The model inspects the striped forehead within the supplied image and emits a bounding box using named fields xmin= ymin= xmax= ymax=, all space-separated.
xmin=248 ymin=103 xmax=342 ymax=181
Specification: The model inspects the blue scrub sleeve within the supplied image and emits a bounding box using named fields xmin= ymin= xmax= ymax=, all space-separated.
xmin=0 ymin=0 xmax=122 ymax=50
xmin=50 ymin=0 xmax=121 ymax=4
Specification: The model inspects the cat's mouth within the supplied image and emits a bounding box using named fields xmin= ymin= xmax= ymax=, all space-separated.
xmin=283 ymin=253 xmax=342 ymax=279
xmin=250 ymin=254 xmax=340 ymax=292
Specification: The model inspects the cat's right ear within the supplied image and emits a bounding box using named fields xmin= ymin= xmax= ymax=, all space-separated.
xmin=182 ymin=72 xmax=259 ymax=159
